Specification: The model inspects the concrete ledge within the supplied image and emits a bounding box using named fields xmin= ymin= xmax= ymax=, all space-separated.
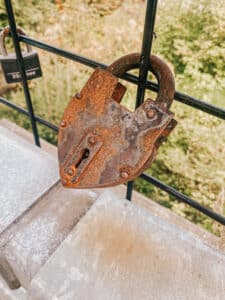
xmin=110 ymin=186 xmax=222 ymax=252
xmin=0 ymin=119 xmax=57 ymax=157
xmin=0 ymin=181 xmax=97 ymax=288
xmin=0 ymin=119 xmax=97 ymax=288
xmin=0 ymin=123 xmax=59 ymax=235
xmin=1 ymin=118 xmax=223 ymax=254
xmin=28 ymin=191 xmax=225 ymax=300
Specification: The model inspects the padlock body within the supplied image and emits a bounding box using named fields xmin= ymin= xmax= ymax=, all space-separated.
xmin=58 ymin=68 xmax=176 ymax=189
xmin=0 ymin=50 xmax=42 ymax=83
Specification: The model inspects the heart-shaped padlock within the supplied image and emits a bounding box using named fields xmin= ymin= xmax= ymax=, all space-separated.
xmin=58 ymin=53 xmax=177 ymax=188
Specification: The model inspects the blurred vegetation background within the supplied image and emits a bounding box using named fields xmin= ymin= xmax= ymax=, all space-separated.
xmin=0 ymin=0 xmax=224 ymax=236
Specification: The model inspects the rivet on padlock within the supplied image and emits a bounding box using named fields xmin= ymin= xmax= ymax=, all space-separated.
xmin=58 ymin=53 xmax=177 ymax=188
xmin=0 ymin=26 xmax=42 ymax=83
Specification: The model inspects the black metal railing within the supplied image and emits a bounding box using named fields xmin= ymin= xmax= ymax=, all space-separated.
xmin=1 ymin=0 xmax=225 ymax=226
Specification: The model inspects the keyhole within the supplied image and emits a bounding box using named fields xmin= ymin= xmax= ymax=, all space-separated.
xmin=75 ymin=148 xmax=90 ymax=169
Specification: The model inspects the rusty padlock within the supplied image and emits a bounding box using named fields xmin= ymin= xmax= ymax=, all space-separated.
xmin=0 ymin=26 xmax=42 ymax=83
xmin=58 ymin=53 xmax=177 ymax=188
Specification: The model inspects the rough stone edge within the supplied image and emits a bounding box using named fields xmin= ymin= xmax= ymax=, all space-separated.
xmin=0 ymin=254 xmax=20 ymax=290
xmin=0 ymin=274 xmax=26 ymax=300
xmin=1 ymin=118 xmax=223 ymax=254
xmin=0 ymin=180 xmax=59 ymax=289
xmin=0 ymin=180 xmax=60 ymax=247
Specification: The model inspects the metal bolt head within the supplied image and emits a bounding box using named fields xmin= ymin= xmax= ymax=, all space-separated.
xmin=75 ymin=92 xmax=81 ymax=99
xmin=120 ymin=171 xmax=129 ymax=179
xmin=88 ymin=136 xmax=96 ymax=145
xmin=62 ymin=179 xmax=67 ymax=185
xmin=60 ymin=120 xmax=67 ymax=128
xmin=67 ymin=168 xmax=74 ymax=176
xmin=147 ymin=109 xmax=156 ymax=118
xmin=167 ymin=122 xmax=174 ymax=130
xmin=157 ymin=136 xmax=166 ymax=145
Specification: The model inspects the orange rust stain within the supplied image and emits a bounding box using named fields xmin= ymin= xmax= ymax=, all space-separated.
xmin=78 ymin=211 xmax=151 ymax=271
xmin=81 ymin=68 xmax=119 ymax=117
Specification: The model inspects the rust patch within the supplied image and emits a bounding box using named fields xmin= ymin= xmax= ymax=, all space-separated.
xmin=78 ymin=211 xmax=152 ymax=271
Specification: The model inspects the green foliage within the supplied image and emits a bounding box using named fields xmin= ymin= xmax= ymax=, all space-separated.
xmin=0 ymin=0 xmax=224 ymax=235
xmin=0 ymin=0 xmax=56 ymax=30
xmin=155 ymin=0 xmax=225 ymax=104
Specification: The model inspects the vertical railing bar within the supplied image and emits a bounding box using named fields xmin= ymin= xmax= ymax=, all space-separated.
xmin=135 ymin=0 xmax=158 ymax=107
xmin=4 ymin=0 xmax=40 ymax=146
xmin=126 ymin=0 xmax=158 ymax=200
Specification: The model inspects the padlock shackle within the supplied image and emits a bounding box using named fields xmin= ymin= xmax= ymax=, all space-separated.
xmin=0 ymin=26 xmax=32 ymax=56
xmin=107 ymin=53 xmax=175 ymax=109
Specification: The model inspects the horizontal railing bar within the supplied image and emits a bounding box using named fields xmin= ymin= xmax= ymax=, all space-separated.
xmin=19 ymin=35 xmax=225 ymax=120
xmin=140 ymin=173 xmax=225 ymax=225
xmin=143 ymin=82 xmax=225 ymax=120
xmin=20 ymin=35 xmax=104 ymax=68
xmin=0 ymin=96 xmax=59 ymax=132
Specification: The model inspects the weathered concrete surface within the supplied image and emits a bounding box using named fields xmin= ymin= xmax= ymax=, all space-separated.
xmin=0 ymin=124 xmax=59 ymax=235
xmin=0 ymin=275 xmax=26 ymax=300
xmin=0 ymin=118 xmax=57 ymax=157
xmin=106 ymin=186 xmax=222 ymax=252
xmin=2 ymin=119 xmax=222 ymax=253
xmin=0 ymin=181 xmax=97 ymax=288
xmin=28 ymin=191 xmax=225 ymax=300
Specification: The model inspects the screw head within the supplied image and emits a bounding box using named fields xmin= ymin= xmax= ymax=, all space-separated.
xmin=120 ymin=171 xmax=129 ymax=179
xmin=62 ymin=179 xmax=67 ymax=185
xmin=88 ymin=136 xmax=96 ymax=145
xmin=75 ymin=92 xmax=81 ymax=99
xmin=167 ymin=123 xmax=173 ymax=130
xmin=67 ymin=168 xmax=74 ymax=176
xmin=157 ymin=136 xmax=166 ymax=145
xmin=146 ymin=109 xmax=156 ymax=118
xmin=60 ymin=120 xmax=67 ymax=128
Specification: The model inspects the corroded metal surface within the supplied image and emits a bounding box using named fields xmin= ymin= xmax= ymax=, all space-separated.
xmin=58 ymin=53 xmax=177 ymax=188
